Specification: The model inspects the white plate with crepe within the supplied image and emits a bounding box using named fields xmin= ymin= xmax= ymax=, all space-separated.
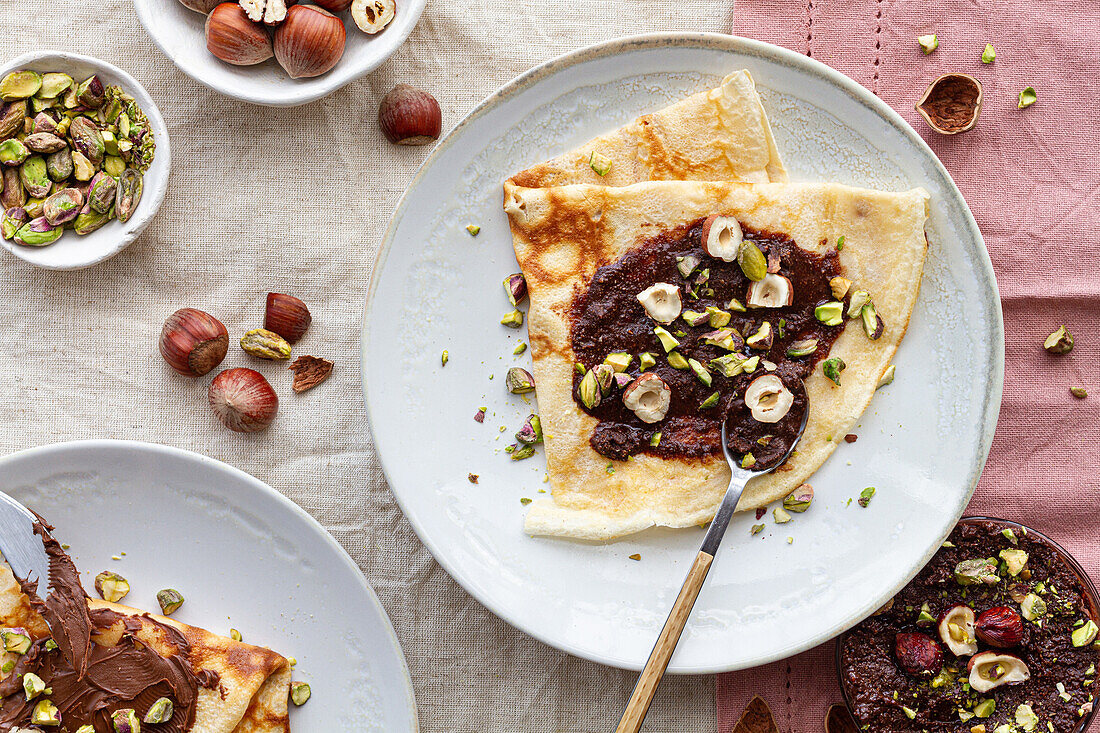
xmin=362 ymin=34 xmax=1003 ymax=672
xmin=0 ymin=440 xmax=418 ymax=730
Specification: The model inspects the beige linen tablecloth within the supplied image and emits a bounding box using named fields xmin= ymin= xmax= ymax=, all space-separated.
xmin=2 ymin=2 xmax=734 ymax=730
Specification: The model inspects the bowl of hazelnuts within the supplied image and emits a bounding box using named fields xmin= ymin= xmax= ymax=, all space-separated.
xmin=133 ymin=0 xmax=426 ymax=106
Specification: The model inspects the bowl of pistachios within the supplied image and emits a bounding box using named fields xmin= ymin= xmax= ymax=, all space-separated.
xmin=0 ymin=51 xmax=170 ymax=270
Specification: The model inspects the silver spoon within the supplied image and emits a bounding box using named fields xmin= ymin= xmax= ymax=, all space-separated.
xmin=616 ymin=381 xmax=810 ymax=733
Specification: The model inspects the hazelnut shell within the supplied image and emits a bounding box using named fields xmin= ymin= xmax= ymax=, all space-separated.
xmin=159 ymin=308 xmax=229 ymax=377
xmin=916 ymin=73 xmax=983 ymax=135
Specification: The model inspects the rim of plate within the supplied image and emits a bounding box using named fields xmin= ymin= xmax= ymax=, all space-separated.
xmin=131 ymin=0 xmax=427 ymax=107
xmin=361 ymin=32 xmax=1005 ymax=673
xmin=0 ymin=51 xmax=172 ymax=270
xmin=0 ymin=438 xmax=419 ymax=724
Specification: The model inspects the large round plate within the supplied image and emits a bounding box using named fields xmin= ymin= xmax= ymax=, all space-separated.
xmin=1 ymin=440 xmax=418 ymax=730
xmin=362 ymin=34 xmax=1003 ymax=673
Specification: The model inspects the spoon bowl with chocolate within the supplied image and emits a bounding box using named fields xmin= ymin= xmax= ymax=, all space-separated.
xmin=616 ymin=384 xmax=809 ymax=733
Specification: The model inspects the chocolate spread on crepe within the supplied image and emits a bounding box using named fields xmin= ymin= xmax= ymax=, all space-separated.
xmin=1 ymin=520 xmax=217 ymax=731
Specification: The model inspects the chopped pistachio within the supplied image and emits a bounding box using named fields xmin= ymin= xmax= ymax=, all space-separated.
xmin=815 ymin=301 xmax=844 ymax=326
xmin=681 ymin=309 xmax=709 ymax=327
xmin=676 ymin=255 xmax=701 ymax=278
xmin=741 ymin=355 xmax=760 ymax=373
xmin=440 ymin=350 xmax=449 ymax=366
xmin=750 ymin=523 xmax=765 ymax=535
xmin=982 ymin=43 xmax=996 ymax=63
xmin=574 ymin=362 xmax=585 ymax=375
xmin=1044 ymin=325 xmax=1073 ymax=354
xmin=1018 ymin=87 xmax=1037 ymax=109
xmin=515 ymin=414 xmax=543 ymax=445
xmin=230 ymin=628 xmax=242 ymax=642
xmin=520 ymin=497 xmax=532 ymax=505
xmin=954 ymin=557 xmax=1000 ymax=586
xmin=783 ymin=485 xmax=814 ymax=513
xmin=513 ymin=342 xmax=527 ymax=355
xmin=500 ymin=309 xmax=524 ymax=328
xmin=727 ymin=298 xmax=746 ymax=313
xmin=1073 ymin=620 xmax=1099 ymax=647
xmin=2 ymin=629 xmax=32 ymax=654
xmin=2 ymin=661 xmax=13 ymax=673
xmin=589 ymin=150 xmax=612 ymax=176
xmin=653 ymin=326 xmax=679 ymax=352
xmin=857 ymin=486 xmax=876 ymax=508
xmin=786 ymin=339 xmax=818 ymax=358
xmin=506 ymin=367 xmax=535 ymax=394
xmin=709 ymin=353 xmax=745 ymax=378
xmin=22 ymin=671 xmax=46 ymax=700
xmin=861 ymin=303 xmax=885 ymax=339
xmin=503 ymin=273 xmax=527 ymax=305
xmin=31 ymin=698 xmax=60 ymax=726
xmin=156 ymin=588 xmax=184 ymax=616
xmin=773 ymin=507 xmax=792 ymax=524
xmin=918 ymin=34 xmax=939 ymax=54
xmin=822 ymin=357 xmax=846 ymax=386
xmin=705 ymin=306 xmax=731 ymax=328
xmin=829 ymin=276 xmax=852 ymax=300
xmin=144 ymin=696 xmax=174 ymax=724
xmin=999 ymin=548 xmax=1028 ymax=576
xmin=667 ymin=351 xmax=690 ymax=370
xmin=746 ymin=321 xmax=773 ymax=350
xmin=741 ymin=452 xmax=756 ymax=469
xmin=700 ymin=391 xmax=720 ymax=409
xmin=94 ymin=571 xmax=130 ymax=603
xmin=916 ymin=608 xmax=937 ymax=627
xmin=902 ymin=706 xmax=917 ymax=720
xmin=465 ymin=224 xmax=480 ymax=236
xmin=973 ymin=698 xmax=996 ymax=718
xmin=649 ymin=432 xmax=661 ymax=447
xmin=836 ymin=235 xmax=846 ymax=251
xmin=1057 ymin=681 xmax=1071 ymax=701
xmin=877 ymin=364 xmax=896 ymax=389
xmin=638 ymin=352 xmax=657 ymax=370
xmin=290 ymin=681 xmax=311 ymax=706
xmin=688 ymin=358 xmax=712 ymax=387
xmin=1071 ymin=387 xmax=1088 ymax=399
xmin=604 ymin=352 xmax=632 ymax=372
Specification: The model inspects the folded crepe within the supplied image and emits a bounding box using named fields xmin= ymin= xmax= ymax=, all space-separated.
xmin=507 ymin=70 xmax=787 ymax=190
xmin=0 ymin=551 xmax=291 ymax=733
xmin=504 ymin=180 xmax=928 ymax=540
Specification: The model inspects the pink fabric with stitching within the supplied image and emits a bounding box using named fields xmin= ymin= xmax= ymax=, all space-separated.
xmin=719 ymin=2 xmax=1100 ymax=729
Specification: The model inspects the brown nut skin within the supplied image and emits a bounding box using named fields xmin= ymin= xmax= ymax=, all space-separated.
xmin=273 ymin=5 xmax=346 ymax=79
xmin=894 ymin=632 xmax=943 ymax=677
xmin=265 ymin=292 xmax=312 ymax=343
xmin=206 ymin=3 xmax=275 ymax=66
xmin=378 ymin=85 xmax=442 ymax=146
xmin=975 ymin=606 xmax=1025 ymax=648
xmin=312 ymin=0 xmax=351 ymax=9
xmin=209 ymin=368 xmax=279 ymax=433
xmin=159 ymin=308 xmax=230 ymax=377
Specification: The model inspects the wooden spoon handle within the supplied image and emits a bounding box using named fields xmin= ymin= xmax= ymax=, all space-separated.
xmin=615 ymin=550 xmax=715 ymax=733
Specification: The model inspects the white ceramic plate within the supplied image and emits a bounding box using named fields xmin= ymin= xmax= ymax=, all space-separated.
xmin=133 ymin=0 xmax=426 ymax=107
xmin=0 ymin=440 xmax=418 ymax=731
xmin=362 ymin=34 xmax=1004 ymax=673
xmin=0 ymin=52 xmax=171 ymax=270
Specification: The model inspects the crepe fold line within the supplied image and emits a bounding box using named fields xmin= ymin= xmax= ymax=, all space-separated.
xmin=504 ymin=180 xmax=929 ymax=540
xmin=0 ymin=564 xmax=292 ymax=733
xmin=507 ymin=70 xmax=787 ymax=190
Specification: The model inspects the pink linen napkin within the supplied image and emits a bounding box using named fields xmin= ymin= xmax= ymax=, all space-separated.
xmin=719 ymin=1 xmax=1100 ymax=730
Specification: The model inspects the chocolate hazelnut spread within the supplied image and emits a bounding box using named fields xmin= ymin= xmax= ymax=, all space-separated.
xmin=570 ymin=219 xmax=842 ymax=464
xmin=0 ymin=520 xmax=217 ymax=732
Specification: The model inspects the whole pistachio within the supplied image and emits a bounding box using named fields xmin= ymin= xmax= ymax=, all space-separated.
xmin=1 ymin=167 xmax=25 ymax=209
xmin=505 ymin=367 xmax=535 ymax=394
xmin=75 ymin=75 xmax=105 ymax=108
xmin=23 ymin=132 xmax=66 ymax=154
xmin=1 ymin=207 xmax=27 ymax=240
xmin=0 ymin=138 xmax=29 ymax=167
xmin=71 ymin=150 xmax=95 ymax=181
xmin=73 ymin=206 xmax=112 ymax=236
xmin=0 ymin=71 xmax=43 ymax=101
xmin=578 ymin=369 xmax=601 ymax=409
xmin=592 ymin=363 xmax=614 ymax=395
xmin=20 ymin=156 xmax=50 ymax=198
xmin=144 ymin=697 xmax=174 ymax=724
xmin=241 ymin=328 xmax=292 ymax=360
xmin=46 ymin=149 xmax=72 ymax=181
xmin=114 ymin=168 xmax=142 ymax=223
xmin=13 ymin=217 xmax=62 ymax=247
xmin=43 ymin=188 xmax=84 ymax=226
xmin=69 ymin=116 xmax=104 ymax=166
xmin=87 ymin=172 xmax=117 ymax=214
xmin=31 ymin=112 xmax=57 ymax=135
xmin=156 ymin=588 xmax=185 ymax=615
xmin=0 ymin=101 xmax=27 ymax=140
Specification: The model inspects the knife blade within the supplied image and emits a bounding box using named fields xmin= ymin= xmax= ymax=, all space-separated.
xmin=0 ymin=492 xmax=51 ymax=599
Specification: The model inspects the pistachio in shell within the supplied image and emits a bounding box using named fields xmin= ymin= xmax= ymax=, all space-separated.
xmin=19 ymin=156 xmax=50 ymax=199
xmin=23 ymin=132 xmax=67 ymax=154
xmin=43 ymin=187 xmax=84 ymax=226
xmin=87 ymin=172 xmax=117 ymax=214
xmin=0 ymin=71 xmax=42 ymax=101
xmin=0 ymin=100 xmax=27 ymax=140
xmin=0 ymin=167 xmax=24 ymax=209
xmin=13 ymin=216 xmax=62 ymax=247
xmin=1 ymin=207 xmax=27 ymax=240
xmin=37 ymin=72 xmax=73 ymax=99
xmin=68 ymin=116 xmax=105 ymax=166
xmin=115 ymin=168 xmax=143 ymax=223
xmin=46 ymin=149 xmax=73 ymax=181
xmin=0 ymin=138 xmax=29 ymax=167
xmin=75 ymin=75 xmax=105 ymax=108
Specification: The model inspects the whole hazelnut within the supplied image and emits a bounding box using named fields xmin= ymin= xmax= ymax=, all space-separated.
xmin=894 ymin=632 xmax=943 ymax=677
xmin=265 ymin=292 xmax=312 ymax=343
xmin=179 ymin=0 xmax=224 ymax=13
xmin=975 ymin=606 xmax=1025 ymax=648
xmin=209 ymin=368 xmax=279 ymax=433
xmin=313 ymin=0 xmax=351 ymax=10
xmin=205 ymin=3 xmax=275 ymax=66
xmin=378 ymin=84 xmax=442 ymax=146
xmin=159 ymin=308 xmax=229 ymax=377
xmin=273 ymin=5 xmax=346 ymax=79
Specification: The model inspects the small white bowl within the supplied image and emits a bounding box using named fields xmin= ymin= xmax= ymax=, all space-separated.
xmin=133 ymin=0 xmax=427 ymax=107
xmin=0 ymin=52 xmax=171 ymax=271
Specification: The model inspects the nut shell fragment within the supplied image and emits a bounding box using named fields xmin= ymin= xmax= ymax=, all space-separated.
xmin=917 ymin=73 xmax=983 ymax=135
xmin=289 ymin=355 xmax=333 ymax=393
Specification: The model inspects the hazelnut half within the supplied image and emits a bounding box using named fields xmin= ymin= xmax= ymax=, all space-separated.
xmin=622 ymin=373 xmax=671 ymax=424
xmin=206 ymin=3 xmax=274 ymax=66
xmin=937 ymin=603 xmax=978 ymax=656
xmin=746 ymin=274 xmax=793 ymax=308
xmin=700 ymin=214 xmax=743 ymax=262
xmin=916 ymin=73 xmax=983 ymax=135
xmin=635 ymin=282 xmax=682 ymax=324
xmin=743 ymin=374 xmax=793 ymax=424
xmin=378 ymin=84 xmax=442 ymax=146
xmin=351 ymin=0 xmax=396 ymax=34
xmin=273 ymin=4 xmax=346 ymax=79
xmin=239 ymin=0 xmax=288 ymax=25
xmin=967 ymin=651 xmax=1030 ymax=693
